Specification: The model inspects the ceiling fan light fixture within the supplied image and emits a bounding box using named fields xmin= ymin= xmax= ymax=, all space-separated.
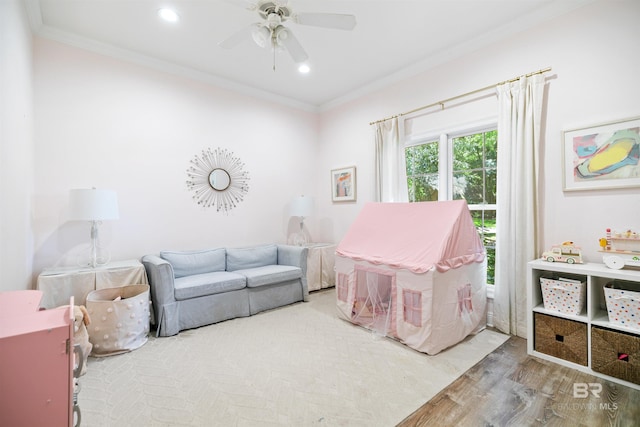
xmin=274 ymin=26 xmax=289 ymax=44
xmin=222 ymin=1 xmax=355 ymax=68
xmin=252 ymin=25 xmax=271 ymax=48
xmin=157 ymin=8 xmax=179 ymax=23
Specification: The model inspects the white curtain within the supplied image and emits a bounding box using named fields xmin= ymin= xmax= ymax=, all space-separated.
xmin=493 ymin=74 xmax=545 ymax=337
xmin=374 ymin=117 xmax=409 ymax=202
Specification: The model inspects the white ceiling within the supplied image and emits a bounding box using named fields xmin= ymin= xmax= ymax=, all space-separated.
xmin=27 ymin=0 xmax=592 ymax=111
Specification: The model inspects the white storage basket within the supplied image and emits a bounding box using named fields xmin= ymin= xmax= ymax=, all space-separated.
xmin=540 ymin=276 xmax=586 ymax=316
xmin=604 ymin=282 xmax=640 ymax=330
xmin=86 ymin=284 xmax=151 ymax=356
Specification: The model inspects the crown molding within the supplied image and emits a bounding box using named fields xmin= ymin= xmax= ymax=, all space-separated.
xmin=25 ymin=0 xmax=595 ymax=114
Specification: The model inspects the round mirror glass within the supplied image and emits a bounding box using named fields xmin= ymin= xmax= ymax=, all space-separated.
xmin=209 ymin=168 xmax=231 ymax=191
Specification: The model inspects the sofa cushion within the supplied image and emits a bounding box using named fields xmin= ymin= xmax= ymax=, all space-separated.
xmin=226 ymin=244 xmax=278 ymax=272
xmin=234 ymin=265 xmax=302 ymax=288
xmin=160 ymin=248 xmax=226 ymax=278
xmin=174 ymin=271 xmax=246 ymax=300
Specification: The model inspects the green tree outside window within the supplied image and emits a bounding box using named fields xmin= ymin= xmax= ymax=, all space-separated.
xmin=406 ymin=129 xmax=497 ymax=284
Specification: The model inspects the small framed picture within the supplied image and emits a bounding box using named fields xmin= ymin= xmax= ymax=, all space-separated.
xmin=563 ymin=116 xmax=640 ymax=191
xmin=331 ymin=166 xmax=357 ymax=202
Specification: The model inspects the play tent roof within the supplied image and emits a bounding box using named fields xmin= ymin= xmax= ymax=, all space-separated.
xmin=335 ymin=200 xmax=485 ymax=273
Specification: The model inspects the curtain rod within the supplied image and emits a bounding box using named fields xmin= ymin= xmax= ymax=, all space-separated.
xmin=369 ymin=67 xmax=552 ymax=126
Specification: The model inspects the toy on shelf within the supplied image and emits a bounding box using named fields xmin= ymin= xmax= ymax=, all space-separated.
xmin=541 ymin=241 xmax=583 ymax=264
xmin=599 ymin=228 xmax=640 ymax=269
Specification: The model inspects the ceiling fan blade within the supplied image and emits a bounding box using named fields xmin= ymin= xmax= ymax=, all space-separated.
xmin=222 ymin=0 xmax=259 ymax=11
xmin=293 ymin=13 xmax=356 ymax=30
xmin=218 ymin=24 xmax=257 ymax=49
xmin=276 ymin=28 xmax=308 ymax=63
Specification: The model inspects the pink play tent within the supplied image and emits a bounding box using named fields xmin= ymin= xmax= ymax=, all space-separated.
xmin=335 ymin=200 xmax=487 ymax=355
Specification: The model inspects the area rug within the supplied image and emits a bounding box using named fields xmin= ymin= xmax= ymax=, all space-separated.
xmin=79 ymin=288 xmax=509 ymax=426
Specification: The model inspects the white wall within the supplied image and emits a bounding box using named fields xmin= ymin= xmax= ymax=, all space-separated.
xmin=32 ymin=39 xmax=319 ymax=279
xmin=0 ymin=0 xmax=34 ymax=291
xmin=316 ymin=0 xmax=640 ymax=263
xmin=9 ymin=0 xmax=640 ymax=291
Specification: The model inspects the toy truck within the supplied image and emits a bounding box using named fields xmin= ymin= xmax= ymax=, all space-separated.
xmin=541 ymin=242 xmax=583 ymax=264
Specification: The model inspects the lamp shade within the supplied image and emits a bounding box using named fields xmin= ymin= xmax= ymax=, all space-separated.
xmin=290 ymin=195 xmax=313 ymax=217
xmin=69 ymin=189 xmax=119 ymax=221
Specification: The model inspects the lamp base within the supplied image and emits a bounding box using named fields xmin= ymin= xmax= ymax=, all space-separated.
xmin=291 ymin=232 xmax=308 ymax=247
xmin=76 ymin=247 xmax=111 ymax=268
xmin=76 ymin=221 xmax=112 ymax=268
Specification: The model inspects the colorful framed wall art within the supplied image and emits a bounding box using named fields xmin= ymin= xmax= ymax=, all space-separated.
xmin=331 ymin=166 xmax=357 ymax=202
xmin=563 ymin=116 xmax=640 ymax=191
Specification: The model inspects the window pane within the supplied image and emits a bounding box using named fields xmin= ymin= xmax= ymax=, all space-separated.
xmin=470 ymin=209 xmax=496 ymax=285
xmin=453 ymin=170 xmax=483 ymax=204
xmin=406 ymin=142 xmax=438 ymax=175
xmin=408 ymin=175 xmax=438 ymax=202
xmin=453 ymin=134 xmax=484 ymax=170
xmin=486 ymin=168 xmax=497 ymax=204
xmin=485 ymin=130 xmax=497 ymax=168
xmin=486 ymin=246 xmax=495 ymax=285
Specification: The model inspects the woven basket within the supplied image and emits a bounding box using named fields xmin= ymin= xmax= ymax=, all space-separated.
xmin=86 ymin=284 xmax=151 ymax=357
xmin=592 ymin=326 xmax=640 ymax=384
xmin=534 ymin=312 xmax=587 ymax=366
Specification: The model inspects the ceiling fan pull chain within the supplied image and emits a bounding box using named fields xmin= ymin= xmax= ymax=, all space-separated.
xmin=272 ymin=35 xmax=277 ymax=71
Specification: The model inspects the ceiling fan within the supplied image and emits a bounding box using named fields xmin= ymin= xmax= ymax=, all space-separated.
xmin=219 ymin=0 xmax=356 ymax=68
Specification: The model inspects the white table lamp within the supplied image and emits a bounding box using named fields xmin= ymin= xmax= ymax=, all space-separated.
xmin=69 ymin=188 xmax=119 ymax=268
xmin=290 ymin=195 xmax=313 ymax=245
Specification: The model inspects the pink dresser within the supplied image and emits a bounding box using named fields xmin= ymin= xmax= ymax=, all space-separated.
xmin=0 ymin=290 xmax=74 ymax=427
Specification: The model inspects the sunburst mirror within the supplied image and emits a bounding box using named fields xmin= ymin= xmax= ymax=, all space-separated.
xmin=186 ymin=147 xmax=250 ymax=212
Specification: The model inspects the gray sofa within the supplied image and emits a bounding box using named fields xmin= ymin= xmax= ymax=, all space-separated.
xmin=142 ymin=244 xmax=308 ymax=337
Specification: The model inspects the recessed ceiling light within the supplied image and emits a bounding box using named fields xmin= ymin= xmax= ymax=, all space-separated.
xmin=158 ymin=8 xmax=179 ymax=23
xmin=298 ymin=64 xmax=310 ymax=74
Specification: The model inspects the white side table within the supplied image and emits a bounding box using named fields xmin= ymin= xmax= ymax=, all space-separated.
xmin=37 ymin=260 xmax=148 ymax=309
xmin=305 ymin=243 xmax=336 ymax=292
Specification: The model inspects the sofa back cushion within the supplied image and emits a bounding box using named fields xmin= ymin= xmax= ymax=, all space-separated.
xmin=160 ymin=248 xmax=226 ymax=278
xmin=226 ymin=244 xmax=278 ymax=271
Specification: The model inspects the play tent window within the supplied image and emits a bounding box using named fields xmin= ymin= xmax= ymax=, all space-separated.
xmin=402 ymin=289 xmax=422 ymax=327
xmin=336 ymin=272 xmax=349 ymax=302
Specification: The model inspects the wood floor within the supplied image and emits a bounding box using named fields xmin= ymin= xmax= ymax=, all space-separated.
xmin=397 ymin=335 xmax=640 ymax=427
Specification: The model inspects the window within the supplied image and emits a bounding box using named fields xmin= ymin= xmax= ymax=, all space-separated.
xmin=337 ymin=272 xmax=349 ymax=302
xmin=406 ymin=140 xmax=440 ymax=202
xmin=405 ymin=127 xmax=497 ymax=284
xmin=402 ymin=289 xmax=422 ymax=327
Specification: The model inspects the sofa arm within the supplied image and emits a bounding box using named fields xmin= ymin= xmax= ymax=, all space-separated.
xmin=141 ymin=255 xmax=176 ymax=312
xmin=277 ymin=245 xmax=309 ymax=301
xmin=277 ymin=244 xmax=308 ymax=269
